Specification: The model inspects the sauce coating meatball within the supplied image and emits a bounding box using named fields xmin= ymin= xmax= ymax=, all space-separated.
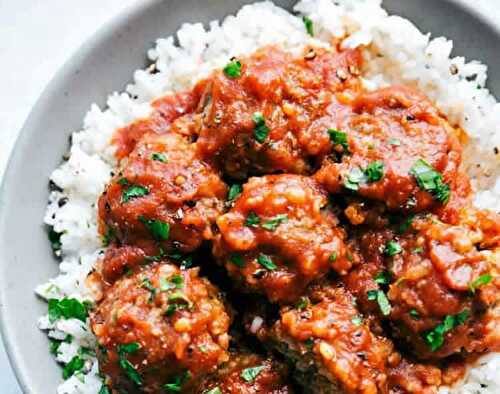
xmin=98 ymin=132 xmax=227 ymax=253
xmin=213 ymin=174 xmax=350 ymax=303
xmin=314 ymin=86 xmax=464 ymax=214
xmin=253 ymin=283 xmax=393 ymax=394
xmin=90 ymin=262 xmax=232 ymax=393
xmin=196 ymin=45 xmax=363 ymax=179
xmin=193 ymin=352 xmax=294 ymax=394
xmin=344 ymin=209 xmax=500 ymax=360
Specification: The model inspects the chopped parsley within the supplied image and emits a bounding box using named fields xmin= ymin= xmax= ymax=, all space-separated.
xmin=329 ymin=252 xmax=338 ymax=262
xmin=122 ymin=185 xmax=149 ymax=203
xmin=469 ymin=273 xmax=492 ymax=294
xmin=328 ymin=128 xmax=349 ymax=151
xmin=410 ymin=309 xmax=420 ymax=320
xmin=245 ymin=212 xmax=261 ymax=227
xmin=102 ymin=227 xmax=114 ymax=247
xmin=352 ymin=315 xmax=363 ymax=326
xmin=49 ymin=340 xmax=62 ymax=356
xmin=164 ymin=371 xmax=190 ymax=392
xmin=303 ymin=16 xmax=314 ymax=36
xmin=151 ymin=152 xmax=168 ymax=162
xmin=385 ymin=240 xmax=402 ymax=256
xmin=116 ymin=342 xmax=142 ymax=385
xmin=364 ymin=161 xmax=384 ymax=182
xmin=397 ymin=214 xmax=415 ymax=234
xmin=118 ymin=342 xmax=141 ymax=354
xmin=204 ymin=388 xmax=222 ymax=394
xmin=241 ymin=365 xmax=266 ymax=383
xmin=344 ymin=161 xmax=385 ymax=190
xmin=227 ymin=184 xmax=243 ymax=201
xmin=118 ymin=178 xmax=129 ymax=186
xmin=138 ymin=216 xmax=170 ymax=241
xmin=257 ymin=254 xmax=277 ymax=270
xmin=367 ymin=290 xmax=392 ymax=316
xmin=48 ymin=298 xmax=90 ymax=323
xmin=230 ymin=252 xmax=245 ymax=268
xmin=410 ymin=159 xmax=451 ymax=204
xmin=165 ymin=292 xmax=191 ymax=316
xmin=223 ymin=59 xmax=242 ymax=78
xmin=261 ymin=214 xmax=288 ymax=231
xmin=160 ymin=274 xmax=184 ymax=292
xmin=423 ymin=309 xmax=469 ymax=352
xmin=374 ymin=271 xmax=392 ymax=286
xmin=62 ymin=355 xmax=85 ymax=380
xmin=413 ymin=246 xmax=424 ymax=254
xmin=252 ymin=112 xmax=270 ymax=143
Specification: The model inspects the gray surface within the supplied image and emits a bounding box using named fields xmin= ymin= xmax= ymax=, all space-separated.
xmin=0 ymin=0 xmax=499 ymax=393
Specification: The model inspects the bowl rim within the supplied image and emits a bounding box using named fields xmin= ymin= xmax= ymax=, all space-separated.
xmin=1 ymin=0 xmax=500 ymax=392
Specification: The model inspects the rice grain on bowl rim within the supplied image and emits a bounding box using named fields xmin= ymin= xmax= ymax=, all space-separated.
xmin=34 ymin=1 xmax=500 ymax=393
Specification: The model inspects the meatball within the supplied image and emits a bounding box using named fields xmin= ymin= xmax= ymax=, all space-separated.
xmin=196 ymin=45 xmax=363 ymax=179
xmin=98 ymin=132 xmax=227 ymax=253
xmin=90 ymin=262 xmax=232 ymax=393
xmin=193 ymin=352 xmax=294 ymax=394
xmin=314 ymin=86 xmax=464 ymax=213
xmin=250 ymin=283 xmax=393 ymax=394
xmin=213 ymin=174 xmax=350 ymax=303
xmin=345 ymin=208 xmax=500 ymax=360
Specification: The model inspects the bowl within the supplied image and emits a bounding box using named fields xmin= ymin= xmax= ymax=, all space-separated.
xmin=1 ymin=0 xmax=500 ymax=392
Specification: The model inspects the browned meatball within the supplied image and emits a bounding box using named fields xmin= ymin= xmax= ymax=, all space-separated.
xmin=344 ymin=208 xmax=500 ymax=360
xmin=213 ymin=174 xmax=350 ymax=303
xmin=193 ymin=352 xmax=294 ymax=394
xmin=250 ymin=282 xmax=393 ymax=394
xmin=98 ymin=132 xmax=227 ymax=253
xmin=314 ymin=86 xmax=465 ymax=216
xmin=90 ymin=263 xmax=232 ymax=393
xmin=196 ymin=45 xmax=363 ymax=179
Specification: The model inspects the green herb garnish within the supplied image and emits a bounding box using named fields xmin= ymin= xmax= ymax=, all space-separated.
xmin=138 ymin=216 xmax=170 ymax=241
xmin=257 ymin=254 xmax=277 ymax=270
xmin=98 ymin=385 xmax=111 ymax=394
xmin=140 ymin=278 xmax=157 ymax=302
xmin=423 ymin=309 xmax=469 ymax=351
xmin=388 ymin=138 xmax=401 ymax=146
xmin=227 ymin=184 xmax=243 ymax=201
xmin=48 ymin=298 xmax=90 ymax=323
xmin=163 ymin=371 xmax=190 ymax=392
xmin=62 ymin=355 xmax=85 ymax=380
xmin=364 ymin=161 xmax=384 ymax=182
xmin=295 ymin=297 xmax=309 ymax=310
xmin=252 ymin=112 xmax=270 ymax=143
xmin=410 ymin=309 xmax=420 ymax=320
xmin=352 ymin=315 xmax=363 ymax=326
xmin=160 ymin=274 xmax=184 ymax=291
xmin=241 ymin=365 xmax=266 ymax=383
xmin=329 ymin=252 xmax=338 ymax=262
xmin=303 ymin=16 xmax=314 ymax=36
xmin=367 ymin=290 xmax=392 ymax=316
xmin=374 ymin=271 xmax=392 ymax=286
xmin=204 ymin=388 xmax=222 ymax=394
xmin=245 ymin=212 xmax=261 ymax=227
xmin=151 ymin=152 xmax=168 ymax=163
xmin=328 ymin=129 xmax=349 ymax=151
xmin=469 ymin=274 xmax=492 ymax=294
xmin=344 ymin=168 xmax=367 ymax=191
xmin=410 ymin=159 xmax=450 ymax=204
xmin=385 ymin=240 xmax=402 ymax=256
xmin=223 ymin=59 xmax=242 ymax=78
xmin=261 ymin=214 xmax=288 ymax=231
xmin=122 ymin=185 xmax=149 ymax=203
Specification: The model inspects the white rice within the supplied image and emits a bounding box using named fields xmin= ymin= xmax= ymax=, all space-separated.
xmin=35 ymin=1 xmax=500 ymax=393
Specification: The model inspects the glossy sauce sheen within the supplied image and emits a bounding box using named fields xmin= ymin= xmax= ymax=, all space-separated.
xmin=91 ymin=45 xmax=500 ymax=394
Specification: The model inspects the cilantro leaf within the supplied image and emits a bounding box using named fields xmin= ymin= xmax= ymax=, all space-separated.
xmin=261 ymin=214 xmax=288 ymax=231
xmin=385 ymin=240 xmax=402 ymax=256
xmin=328 ymin=129 xmax=349 ymax=151
xmin=163 ymin=371 xmax=190 ymax=392
xmin=303 ymin=16 xmax=314 ymax=36
xmin=241 ymin=365 xmax=266 ymax=383
xmin=410 ymin=159 xmax=451 ymax=204
xmin=227 ymin=184 xmax=243 ymax=202
xmin=423 ymin=309 xmax=469 ymax=351
xmin=245 ymin=212 xmax=261 ymax=227
xmin=122 ymin=185 xmax=149 ymax=203
xmin=367 ymin=290 xmax=392 ymax=316
xmin=204 ymin=388 xmax=222 ymax=394
xmin=257 ymin=254 xmax=277 ymax=270
xmin=344 ymin=168 xmax=367 ymax=191
xmin=223 ymin=59 xmax=242 ymax=78
xmin=151 ymin=152 xmax=168 ymax=162
xmin=252 ymin=112 xmax=270 ymax=143
xmin=374 ymin=271 xmax=392 ymax=286
xmin=364 ymin=161 xmax=384 ymax=182
xmin=48 ymin=298 xmax=90 ymax=323
xmin=119 ymin=357 xmax=142 ymax=386
xmin=138 ymin=216 xmax=170 ymax=241
xmin=469 ymin=273 xmax=492 ymax=294
xmin=62 ymin=355 xmax=85 ymax=380
xmin=160 ymin=274 xmax=184 ymax=291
